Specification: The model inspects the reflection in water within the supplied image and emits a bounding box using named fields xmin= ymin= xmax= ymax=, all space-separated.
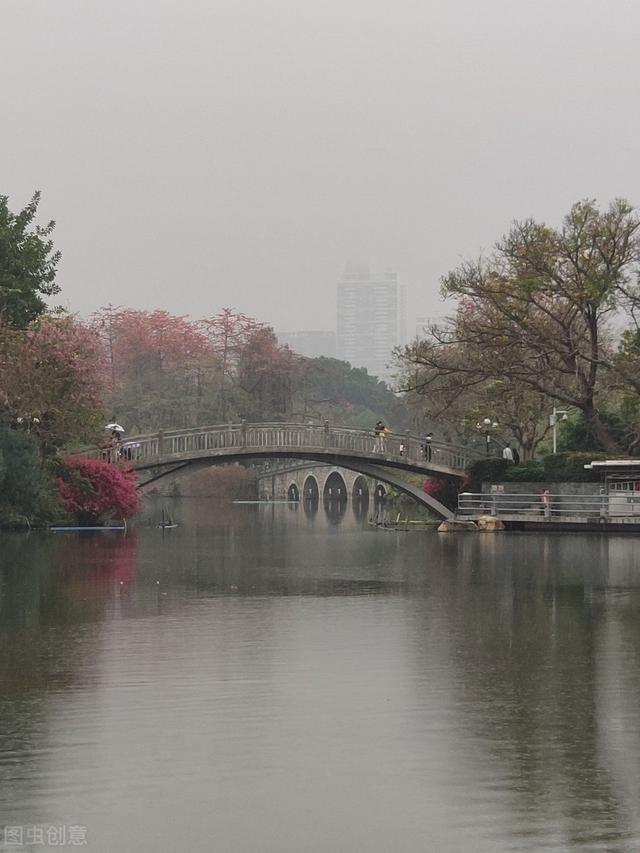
xmin=323 ymin=472 xmax=348 ymax=526
xmin=417 ymin=536 xmax=640 ymax=851
xmin=54 ymin=531 xmax=139 ymax=587
xmin=0 ymin=507 xmax=640 ymax=852
xmin=324 ymin=499 xmax=347 ymax=526
xmin=352 ymin=495 xmax=369 ymax=521
xmin=303 ymin=496 xmax=319 ymax=520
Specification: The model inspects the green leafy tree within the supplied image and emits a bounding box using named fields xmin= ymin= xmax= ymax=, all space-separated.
xmin=0 ymin=192 xmax=61 ymax=328
xmin=0 ymin=427 xmax=54 ymax=522
xmin=399 ymin=199 xmax=640 ymax=454
xmin=294 ymin=357 xmax=409 ymax=430
xmin=556 ymin=408 xmax=638 ymax=454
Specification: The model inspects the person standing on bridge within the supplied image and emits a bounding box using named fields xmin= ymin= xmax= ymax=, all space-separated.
xmin=109 ymin=430 xmax=122 ymax=463
xmin=423 ymin=433 xmax=432 ymax=462
xmin=374 ymin=420 xmax=386 ymax=452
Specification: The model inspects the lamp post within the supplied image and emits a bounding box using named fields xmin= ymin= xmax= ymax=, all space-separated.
xmin=549 ymin=407 xmax=569 ymax=454
xmin=476 ymin=416 xmax=499 ymax=457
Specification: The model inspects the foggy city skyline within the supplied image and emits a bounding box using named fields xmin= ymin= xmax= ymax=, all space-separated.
xmin=3 ymin=0 xmax=640 ymax=334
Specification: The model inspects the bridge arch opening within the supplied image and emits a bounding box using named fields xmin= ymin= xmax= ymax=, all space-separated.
xmin=303 ymin=475 xmax=319 ymax=503
xmin=323 ymin=471 xmax=347 ymax=503
xmin=374 ymin=484 xmax=386 ymax=504
xmin=352 ymin=476 xmax=369 ymax=500
xmin=352 ymin=475 xmax=369 ymax=518
xmin=287 ymin=483 xmax=300 ymax=502
xmin=324 ymin=471 xmax=347 ymax=524
xmin=302 ymin=474 xmax=319 ymax=518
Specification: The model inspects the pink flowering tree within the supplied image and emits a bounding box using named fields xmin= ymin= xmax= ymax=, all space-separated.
xmin=89 ymin=306 xmax=216 ymax=430
xmin=57 ymin=456 xmax=141 ymax=524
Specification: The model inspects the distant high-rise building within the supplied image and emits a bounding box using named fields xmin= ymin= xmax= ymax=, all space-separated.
xmin=276 ymin=330 xmax=336 ymax=359
xmin=336 ymin=264 xmax=405 ymax=380
xmin=398 ymin=284 xmax=407 ymax=347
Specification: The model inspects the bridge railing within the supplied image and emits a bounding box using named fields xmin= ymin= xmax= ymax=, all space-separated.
xmin=82 ymin=423 xmax=477 ymax=473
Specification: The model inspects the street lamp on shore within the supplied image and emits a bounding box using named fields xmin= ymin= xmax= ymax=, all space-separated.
xmin=550 ymin=407 xmax=569 ymax=454
xmin=476 ymin=416 xmax=499 ymax=457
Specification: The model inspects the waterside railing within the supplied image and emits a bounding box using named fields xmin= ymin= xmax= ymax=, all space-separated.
xmin=458 ymin=491 xmax=640 ymax=520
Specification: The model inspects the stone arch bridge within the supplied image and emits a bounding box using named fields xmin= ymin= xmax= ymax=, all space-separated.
xmin=91 ymin=423 xmax=477 ymax=520
xmin=255 ymin=462 xmax=390 ymax=505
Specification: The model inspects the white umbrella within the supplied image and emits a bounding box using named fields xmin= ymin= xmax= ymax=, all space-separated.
xmin=105 ymin=423 xmax=125 ymax=433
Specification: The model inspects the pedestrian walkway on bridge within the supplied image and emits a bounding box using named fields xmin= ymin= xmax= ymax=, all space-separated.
xmin=91 ymin=422 xmax=476 ymax=480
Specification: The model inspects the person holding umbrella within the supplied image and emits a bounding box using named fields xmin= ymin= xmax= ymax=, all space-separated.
xmin=104 ymin=421 xmax=125 ymax=462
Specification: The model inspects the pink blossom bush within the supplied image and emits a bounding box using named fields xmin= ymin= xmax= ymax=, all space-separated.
xmin=58 ymin=456 xmax=141 ymax=524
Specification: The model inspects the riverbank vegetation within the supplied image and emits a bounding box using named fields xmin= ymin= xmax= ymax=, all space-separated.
xmin=0 ymin=193 xmax=107 ymax=525
xmin=0 ymin=427 xmax=57 ymax=525
xmin=0 ymin=192 xmax=404 ymax=525
xmin=465 ymin=453 xmax=607 ymax=491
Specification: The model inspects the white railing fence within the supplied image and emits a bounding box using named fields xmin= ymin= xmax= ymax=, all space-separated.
xmin=458 ymin=492 xmax=638 ymax=519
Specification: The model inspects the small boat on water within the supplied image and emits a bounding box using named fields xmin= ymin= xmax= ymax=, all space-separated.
xmin=157 ymin=509 xmax=178 ymax=530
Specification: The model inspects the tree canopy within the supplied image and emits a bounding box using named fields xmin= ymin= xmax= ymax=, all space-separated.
xmin=0 ymin=314 xmax=106 ymax=450
xmin=398 ymin=199 xmax=640 ymax=455
xmin=0 ymin=192 xmax=61 ymax=328
xmin=293 ymin=357 xmax=409 ymax=430
xmin=90 ymin=307 xmax=406 ymax=433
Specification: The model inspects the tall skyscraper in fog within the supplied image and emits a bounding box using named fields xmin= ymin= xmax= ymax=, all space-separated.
xmin=336 ymin=264 xmax=405 ymax=381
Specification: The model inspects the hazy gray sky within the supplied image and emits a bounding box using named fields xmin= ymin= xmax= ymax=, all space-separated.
xmin=3 ymin=0 xmax=640 ymax=332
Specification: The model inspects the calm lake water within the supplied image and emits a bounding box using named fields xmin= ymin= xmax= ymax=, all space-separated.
xmin=1 ymin=499 xmax=640 ymax=852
